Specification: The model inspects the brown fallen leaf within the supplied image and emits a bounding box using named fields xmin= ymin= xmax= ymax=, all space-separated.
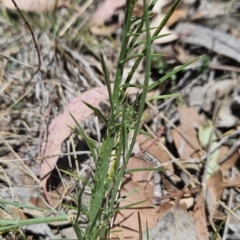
xmin=90 ymin=23 xmax=121 ymax=36
xmin=193 ymin=193 xmax=209 ymax=240
xmin=126 ymin=156 xmax=155 ymax=198
xmin=112 ymin=175 xmax=160 ymax=239
xmin=166 ymin=9 xmax=187 ymax=27
xmin=172 ymin=106 xmax=203 ymax=159
xmin=40 ymin=87 xmax=109 ymax=203
xmin=112 ymin=156 xmax=162 ymax=239
xmin=205 ymin=169 xmax=223 ymax=219
xmin=174 ymin=44 xmax=197 ymax=64
xmin=137 ymin=135 xmax=172 ymax=172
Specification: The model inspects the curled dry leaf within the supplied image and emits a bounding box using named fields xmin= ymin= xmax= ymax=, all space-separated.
xmin=205 ymin=170 xmax=223 ymax=219
xmin=40 ymin=87 xmax=109 ymax=203
xmin=112 ymin=156 xmax=160 ymax=239
xmin=0 ymin=0 xmax=64 ymax=12
xmin=172 ymin=106 xmax=203 ymax=159
xmin=193 ymin=193 xmax=209 ymax=240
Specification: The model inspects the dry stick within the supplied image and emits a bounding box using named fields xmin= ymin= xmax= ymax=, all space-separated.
xmin=207 ymin=129 xmax=240 ymax=160
xmin=70 ymin=136 xmax=80 ymax=177
xmin=218 ymin=140 xmax=240 ymax=164
xmin=208 ymin=63 xmax=240 ymax=73
xmin=155 ymin=188 xmax=200 ymax=201
xmin=11 ymin=0 xmax=41 ymax=75
xmin=219 ymin=201 xmax=240 ymax=222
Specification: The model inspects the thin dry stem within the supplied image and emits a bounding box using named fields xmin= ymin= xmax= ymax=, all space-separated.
xmin=11 ymin=0 xmax=42 ymax=76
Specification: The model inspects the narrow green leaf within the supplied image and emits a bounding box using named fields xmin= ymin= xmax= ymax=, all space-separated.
xmin=146 ymin=93 xmax=180 ymax=101
xmin=0 ymin=215 xmax=69 ymax=232
xmin=83 ymin=101 xmax=108 ymax=126
xmin=114 ymin=200 xmax=148 ymax=213
xmin=72 ymin=222 xmax=83 ymax=240
xmin=75 ymin=173 xmax=91 ymax=224
xmin=124 ymin=0 xmax=182 ymax=88
xmin=99 ymin=51 xmax=114 ymax=109
xmin=211 ymin=221 xmax=224 ymax=240
xmin=127 ymin=34 xmax=171 ymax=54
xmin=125 ymin=167 xmax=166 ymax=174
xmin=70 ymin=114 xmax=98 ymax=163
xmin=120 ymin=53 xmax=144 ymax=64
xmin=148 ymin=57 xmax=202 ymax=91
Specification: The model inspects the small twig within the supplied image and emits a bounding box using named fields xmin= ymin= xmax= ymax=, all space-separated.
xmin=219 ymin=200 xmax=240 ymax=222
xmin=206 ymin=129 xmax=240 ymax=158
xmin=155 ymin=188 xmax=200 ymax=202
xmin=11 ymin=0 xmax=41 ymax=75
xmin=218 ymin=140 xmax=240 ymax=164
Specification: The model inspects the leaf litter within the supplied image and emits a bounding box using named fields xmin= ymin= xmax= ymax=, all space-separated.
xmin=1 ymin=0 xmax=240 ymax=239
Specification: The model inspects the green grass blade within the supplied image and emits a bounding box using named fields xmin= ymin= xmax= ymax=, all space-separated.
xmin=146 ymin=93 xmax=180 ymax=101
xmin=0 ymin=215 xmax=69 ymax=232
xmin=125 ymin=167 xmax=166 ymax=174
xmin=75 ymin=173 xmax=91 ymax=224
xmin=72 ymin=222 xmax=83 ymax=240
xmin=99 ymin=51 xmax=114 ymax=109
xmin=114 ymin=200 xmax=148 ymax=213
xmin=113 ymin=0 xmax=135 ymax=104
xmin=70 ymin=114 xmax=98 ymax=164
xmin=124 ymin=0 xmax=181 ymax=89
xmin=127 ymin=34 xmax=172 ymax=54
xmin=82 ymin=101 xmax=108 ymax=126
xmin=148 ymin=57 xmax=202 ymax=91
xmin=152 ymin=0 xmax=181 ymax=38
